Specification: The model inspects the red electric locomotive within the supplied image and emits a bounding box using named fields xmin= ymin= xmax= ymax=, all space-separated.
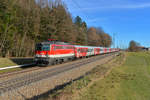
xmin=35 ymin=40 xmax=75 ymax=66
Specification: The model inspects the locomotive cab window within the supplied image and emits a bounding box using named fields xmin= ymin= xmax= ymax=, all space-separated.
xmin=36 ymin=44 xmax=50 ymax=51
xmin=42 ymin=45 xmax=50 ymax=51
xmin=35 ymin=44 xmax=42 ymax=51
xmin=41 ymin=44 xmax=50 ymax=51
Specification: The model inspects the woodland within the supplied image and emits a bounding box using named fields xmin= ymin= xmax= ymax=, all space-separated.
xmin=0 ymin=0 xmax=112 ymax=57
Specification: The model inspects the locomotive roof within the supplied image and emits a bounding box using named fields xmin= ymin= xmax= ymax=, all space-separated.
xmin=37 ymin=41 xmax=71 ymax=45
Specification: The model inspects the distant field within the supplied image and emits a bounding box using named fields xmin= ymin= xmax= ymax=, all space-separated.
xmin=78 ymin=52 xmax=150 ymax=100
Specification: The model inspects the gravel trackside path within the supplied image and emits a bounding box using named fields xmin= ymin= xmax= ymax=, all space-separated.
xmin=0 ymin=53 xmax=119 ymax=100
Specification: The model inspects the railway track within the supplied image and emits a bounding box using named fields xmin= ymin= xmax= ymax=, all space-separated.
xmin=0 ymin=67 xmax=42 ymax=79
xmin=0 ymin=52 xmax=118 ymax=95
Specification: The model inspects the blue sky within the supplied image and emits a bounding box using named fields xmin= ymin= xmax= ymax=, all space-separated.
xmin=63 ymin=0 xmax=150 ymax=48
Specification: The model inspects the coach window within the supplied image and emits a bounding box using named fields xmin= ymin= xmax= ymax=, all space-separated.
xmin=67 ymin=46 xmax=72 ymax=49
xmin=88 ymin=49 xmax=92 ymax=52
xmin=65 ymin=46 xmax=68 ymax=49
xmin=78 ymin=49 xmax=80 ymax=52
xmin=60 ymin=46 xmax=63 ymax=49
xmin=68 ymin=46 xmax=72 ymax=49
xmin=84 ymin=49 xmax=86 ymax=52
xmin=55 ymin=46 xmax=60 ymax=50
xmin=62 ymin=46 xmax=65 ymax=49
xmin=80 ymin=49 xmax=82 ymax=52
xmin=54 ymin=46 xmax=57 ymax=50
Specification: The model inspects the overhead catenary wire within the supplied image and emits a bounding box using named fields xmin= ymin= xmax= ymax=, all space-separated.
xmin=65 ymin=0 xmax=90 ymax=20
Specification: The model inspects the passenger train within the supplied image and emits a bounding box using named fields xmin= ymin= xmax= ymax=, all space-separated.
xmin=34 ymin=39 xmax=119 ymax=66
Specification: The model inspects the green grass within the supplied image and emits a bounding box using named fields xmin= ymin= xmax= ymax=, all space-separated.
xmin=78 ymin=52 xmax=150 ymax=100
xmin=0 ymin=58 xmax=17 ymax=68
xmin=0 ymin=57 xmax=34 ymax=73
xmin=0 ymin=58 xmax=22 ymax=73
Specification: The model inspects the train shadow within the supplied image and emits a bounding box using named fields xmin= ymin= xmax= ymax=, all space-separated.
xmin=10 ymin=58 xmax=34 ymax=65
xmin=9 ymin=58 xmax=36 ymax=69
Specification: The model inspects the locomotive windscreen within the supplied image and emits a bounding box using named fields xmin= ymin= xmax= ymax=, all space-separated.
xmin=36 ymin=44 xmax=50 ymax=51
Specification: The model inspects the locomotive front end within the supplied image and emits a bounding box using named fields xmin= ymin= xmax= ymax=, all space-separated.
xmin=35 ymin=42 xmax=51 ymax=66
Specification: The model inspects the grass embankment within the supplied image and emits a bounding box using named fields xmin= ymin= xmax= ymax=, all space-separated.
xmin=40 ymin=52 xmax=125 ymax=100
xmin=77 ymin=52 xmax=150 ymax=100
xmin=0 ymin=58 xmax=17 ymax=68
xmin=0 ymin=58 xmax=34 ymax=73
xmin=0 ymin=58 xmax=20 ymax=73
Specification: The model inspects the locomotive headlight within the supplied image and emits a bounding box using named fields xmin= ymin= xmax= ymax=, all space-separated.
xmin=40 ymin=52 xmax=45 ymax=55
xmin=35 ymin=55 xmax=39 ymax=57
xmin=34 ymin=58 xmax=38 ymax=61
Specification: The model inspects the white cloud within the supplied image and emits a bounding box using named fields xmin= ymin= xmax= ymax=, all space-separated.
xmin=106 ymin=3 xmax=150 ymax=9
xmin=87 ymin=18 xmax=108 ymax=23
xmin=89 ymin=3 xmax=150 ymax=9
xmin=69 ymin=2 xmax=150 ymax=13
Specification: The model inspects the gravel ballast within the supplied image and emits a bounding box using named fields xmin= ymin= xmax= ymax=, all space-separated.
xmin=0 ymin=53 xmax=118 ymax=100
